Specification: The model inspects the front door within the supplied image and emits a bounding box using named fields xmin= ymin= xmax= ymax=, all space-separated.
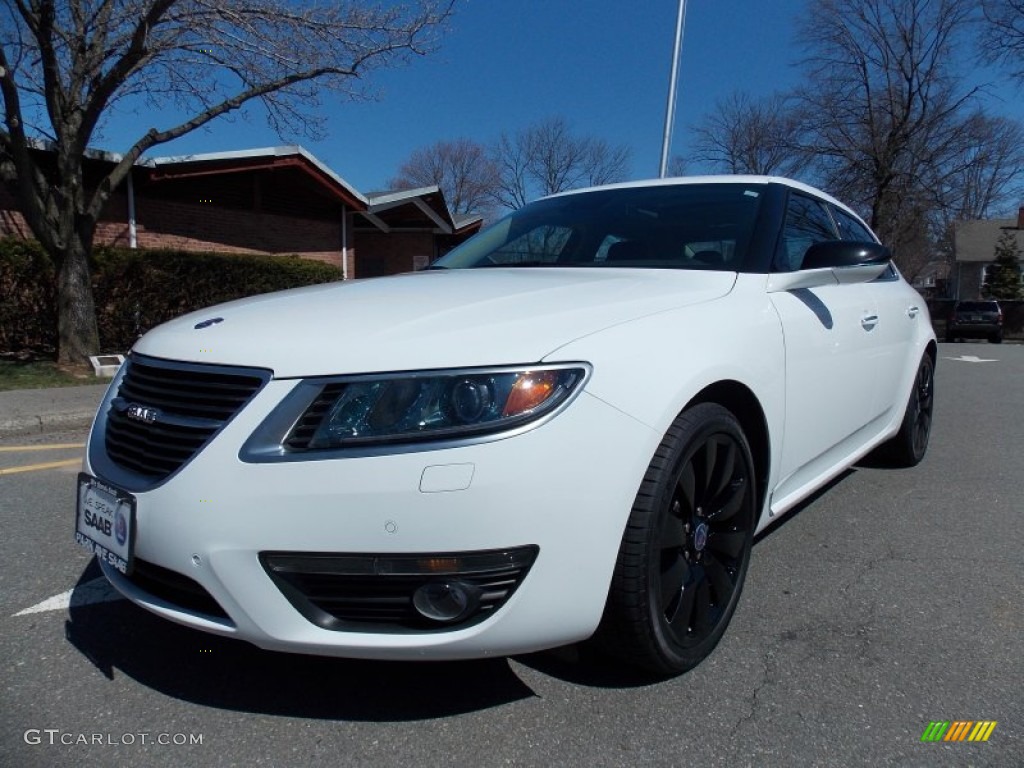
xmin=769 ymin=193 xmax=881 ymax=503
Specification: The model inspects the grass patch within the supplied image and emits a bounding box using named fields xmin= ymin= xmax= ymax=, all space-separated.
xmin=0 ymin=360 xmax=102 ymax=391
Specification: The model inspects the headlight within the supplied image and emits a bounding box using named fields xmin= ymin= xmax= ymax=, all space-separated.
xmin=242 ymin=364 xmax=590 ymax=460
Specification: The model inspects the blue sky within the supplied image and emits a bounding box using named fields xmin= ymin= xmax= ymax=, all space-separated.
xmin=95 ymin=0 xmax=1023 ymax=195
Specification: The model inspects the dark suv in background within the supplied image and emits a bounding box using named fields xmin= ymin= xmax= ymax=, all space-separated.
xmin=946 ymin=300 xmax=1003 ymax=343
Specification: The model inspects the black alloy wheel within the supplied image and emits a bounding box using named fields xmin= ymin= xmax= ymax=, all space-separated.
xmin=908 ymin=354 xmax=934 ymax=461
xmin=598 ymin=403 xmax=756 ymax=675
xmin=878 ymin=352 xmax=934 ymax=467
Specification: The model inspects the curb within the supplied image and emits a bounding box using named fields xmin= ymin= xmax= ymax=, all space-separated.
xmin=0 ymin=384 xmax=108 ymax=437
xmin=0 ymin=410 xmax=99 ymax=436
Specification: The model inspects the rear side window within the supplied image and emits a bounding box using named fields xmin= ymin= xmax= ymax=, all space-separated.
xmin=776 ymin=193 xmax=838 ymax=271
xmin=831 ymin=206 xmax=877 ymax=242
xmin=828 ymin=203 xmax=898 ymax=281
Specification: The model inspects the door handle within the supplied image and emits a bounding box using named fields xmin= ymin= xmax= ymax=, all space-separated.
xmin=907 ymin=305 xmax=920 ymax=319
xmin=861 ymin=314 xmax=879 ymax=331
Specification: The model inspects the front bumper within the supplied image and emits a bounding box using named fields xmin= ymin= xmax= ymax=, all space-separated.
xmin=86 ymin=378 xmax=659 ymax=659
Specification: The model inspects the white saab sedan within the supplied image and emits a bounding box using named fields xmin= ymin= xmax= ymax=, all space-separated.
xmin=76 ymin=177 xmax=935 ymax=675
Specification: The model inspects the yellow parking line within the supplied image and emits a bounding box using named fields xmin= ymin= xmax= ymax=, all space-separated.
xmin=0 ymin=443 xmax=85 ymax=452
xmin=0 ymin=459 xmax=81 ymax=476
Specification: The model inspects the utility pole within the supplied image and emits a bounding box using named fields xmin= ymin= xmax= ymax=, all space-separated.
xmin=659 ymin=0 xmax=687 ymax=178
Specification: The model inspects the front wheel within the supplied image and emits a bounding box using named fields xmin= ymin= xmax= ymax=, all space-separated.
xmin=596 ymin=403 xmax=756 ymax=675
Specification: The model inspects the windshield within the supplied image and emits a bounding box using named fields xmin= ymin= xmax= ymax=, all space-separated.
xmin=435 ymin=183 xmax=766 ymax=271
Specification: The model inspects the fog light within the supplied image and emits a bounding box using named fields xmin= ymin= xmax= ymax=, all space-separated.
xmin=412 ymin=581 xmax=481 ymax=623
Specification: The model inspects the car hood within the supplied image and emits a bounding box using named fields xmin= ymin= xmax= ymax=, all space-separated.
xmin=132 ymin=268 xmax=736 ymax=377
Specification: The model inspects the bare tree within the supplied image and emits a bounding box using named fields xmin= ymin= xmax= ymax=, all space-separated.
xmin=692 ymin=91 xmax=811 ymax=177
xmin=937 ymin=113 xmax=1024 ymax=222
xmin=980 ymin=0 xmax=1024 ymax=82
xmin=927 ymin=112 xmax=1024 ymax=271
xmin=491 ymin=117 xmax=631 ymax=210
xmin=796 ymin=0 xmax=981 ymax=276
xmin=0 ymin=0 xmax=454 ymax=363
xmin=389 ymin=138 xmax=499 ymax=217
xmin=666 ymin=155 xmax=687 ymax=177
xmin=491 ymin=131 xmax=532 ymax=210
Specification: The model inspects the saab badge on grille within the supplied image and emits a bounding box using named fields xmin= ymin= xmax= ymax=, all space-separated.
xmin=126 ymin=403 xmax=160 ymax=424
xmin=194 ymin=317 xmax=224 ymax=329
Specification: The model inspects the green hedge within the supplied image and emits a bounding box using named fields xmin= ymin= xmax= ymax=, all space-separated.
xmin=0 ymin=239 xmax=56 ymax=357
xmin=0 ymin=237 xmax=341 ymax=356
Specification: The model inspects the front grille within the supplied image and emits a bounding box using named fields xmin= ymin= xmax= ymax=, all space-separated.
xmin=125 ymin=558 xmax=232 ymax=621
xmin=261 ymin=547 xmax=539 ymax=632
xmin=101 ymin=355 xmax=269 ymax=485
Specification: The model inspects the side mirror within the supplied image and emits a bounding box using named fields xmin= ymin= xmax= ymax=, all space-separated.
xmin=802 ymin=240 xmax=891 ymax=270
xmin=767 ymin=241 xmax=892 ymax=293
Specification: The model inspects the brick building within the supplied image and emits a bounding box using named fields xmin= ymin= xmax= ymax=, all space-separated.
xmin=0 ymin=144 xmax=482 ymax=277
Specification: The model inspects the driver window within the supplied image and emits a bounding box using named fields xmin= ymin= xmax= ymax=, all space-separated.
xmin=777 ymin=194 xmax=839 ymax=271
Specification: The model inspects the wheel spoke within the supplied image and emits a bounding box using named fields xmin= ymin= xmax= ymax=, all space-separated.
xmin=912 ymin=362 xmax=933 ymax=456
xmin=708 ymin=477 xmax=746 ymax=523
xmin=691 ymin=578 xmax=712 ymax=634
xmin=709 ymin=439 xmax=736 ymax=500
xmin=660 ymin=553 xmax=688 ymax=614
xmin=919 ymin=380 xmax=933 ymax=410
xmin=704 ymin=552 xmax=734 ymax=604
xmin=660 ymin=511 xmax=685 ymax=550
xmin=914 ymin=411 xmax=931 ymax=454
xmin=700 ymin=439 xmax=717 ymax=502
xmin=667 ymin=568 xmax=698 ymax=631
xmin=919 ymin=410 xmax=932 ymax=433
xmin=678 ymin=462 xmax=696 ymax=513
xmin=708 ymin=529 xmax=747 ymax=560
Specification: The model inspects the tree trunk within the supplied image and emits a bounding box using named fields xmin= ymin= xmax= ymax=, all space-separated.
xmin=56 ymin=226 xmax=100 ymax=365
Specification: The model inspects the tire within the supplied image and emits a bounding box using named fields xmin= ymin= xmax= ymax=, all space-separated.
xmin=990 ymin=331 xmax=1003 ymax=344
xmin=878 ymin=353 xmax=934 ymax=467
xmin=596 ymin=403 xmax=756 ymax=675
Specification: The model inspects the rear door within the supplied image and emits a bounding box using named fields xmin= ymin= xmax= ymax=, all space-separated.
xmin=830 ymin=204 xmax=917 ymax=419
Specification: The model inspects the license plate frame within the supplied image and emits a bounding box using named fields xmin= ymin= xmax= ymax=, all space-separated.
xmin=75 ymin=473 xmax=136 ymax=575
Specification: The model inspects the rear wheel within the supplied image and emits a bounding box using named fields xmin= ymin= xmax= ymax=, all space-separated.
xmin=597 ymin=403 xmax=756 ymax=675
xmin=877 ymin=353 xmax=934 ymax=467
xmin=990 ymin=331 xmax=1003 ymax=344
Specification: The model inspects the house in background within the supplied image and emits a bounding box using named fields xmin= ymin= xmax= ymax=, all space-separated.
xmin=911 ymin=260 xmax=951 ymax=299
xmin=0 ymin=144 xmax=483 ymax=278
xmin=953 ymin=207 xmax=1024 ymax=299
xmin=357 ymin=187 xmax=482 ymax=277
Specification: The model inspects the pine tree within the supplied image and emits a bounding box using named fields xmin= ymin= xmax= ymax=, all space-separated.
xmin=983 ymin=230 xmax=1024 ymax=300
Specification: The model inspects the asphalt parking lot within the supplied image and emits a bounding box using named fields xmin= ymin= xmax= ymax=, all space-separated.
xmin=1 ymin=341 xmax=1021 ymax=768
